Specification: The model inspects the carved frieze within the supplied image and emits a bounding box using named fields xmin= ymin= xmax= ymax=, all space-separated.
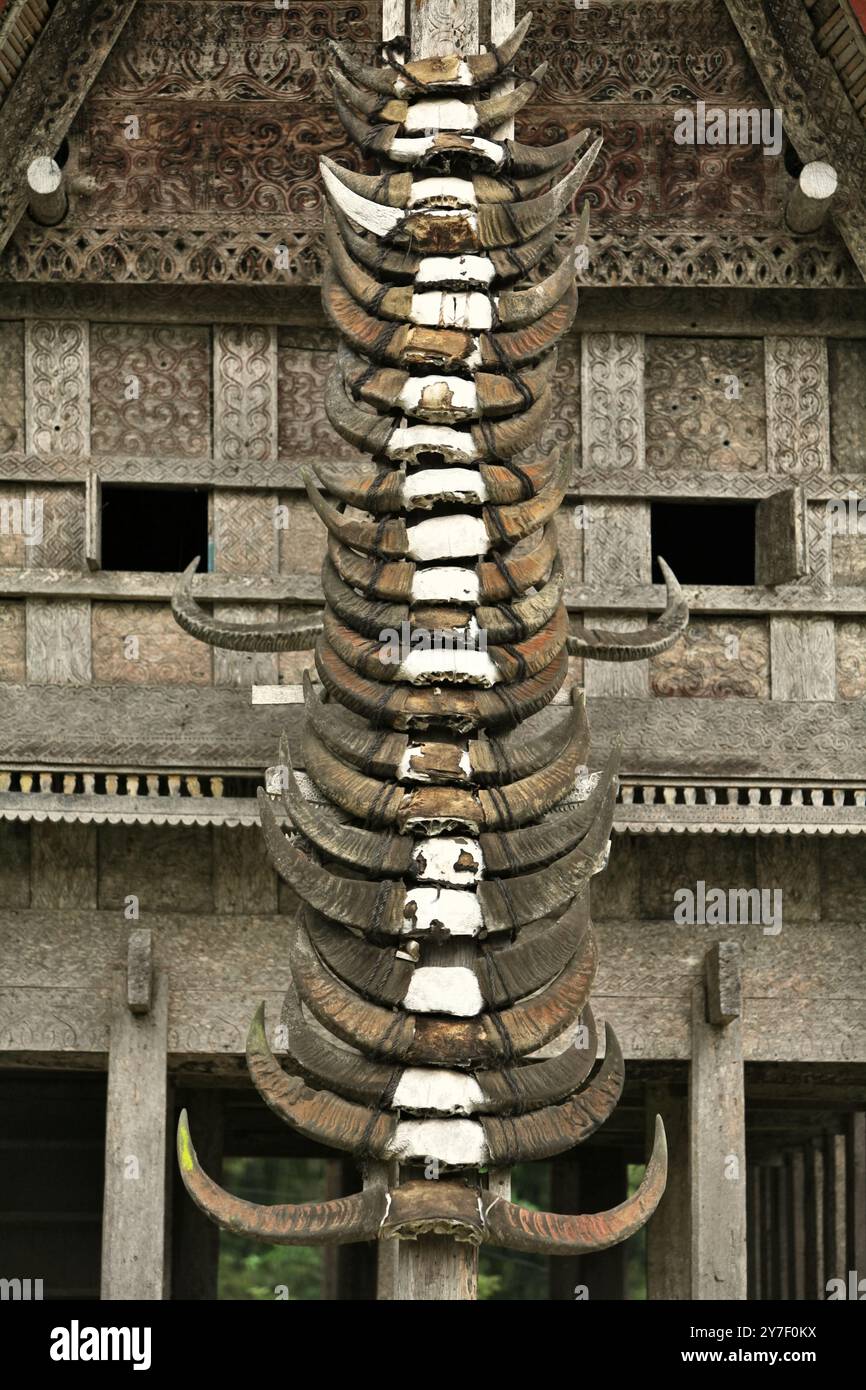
xmin=91 ymin=322 xmax=211 ymax=458
xmin=650 ymin=619 xmax=770 ymax=699
xmin=24 ymin=320 xmax=90 ymax=456
xmin=277 ymin=333 xmax=356 ymax=464
xmin=828 ymin=339 xmax=866 ymax=474
xmin=0 ymin=601 xmax=25 ymax=682
xmin=765 ymin=337 xmax=831 ymax=476
xmin=581 ymin=333 xmax=644 ymax=473
xmin=836 ymin=620 xmax=866 ymax=701
xmin=92 ymin=601 xmax=212 ymax=685
xmin=645 ymin=337 xmax=766 ymax=472
xmin=214 ymin=325 xmax=278 ymax=464
xmin=0 ymin=321 xmax=24 ymax=453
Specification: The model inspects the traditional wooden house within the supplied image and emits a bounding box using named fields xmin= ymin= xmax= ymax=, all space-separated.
xmin=0 ymin=0 xmax=864 ymax=1302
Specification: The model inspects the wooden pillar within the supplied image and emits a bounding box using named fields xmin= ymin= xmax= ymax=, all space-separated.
xmin=785 ymin=161 xmax=838 ymax=234
xmin=786 ymin=1147 xmax=806 ymax=1301
xmin=574 ymin=1149 xmax=628 ymax=1300
xmin=747 ymin=1165 xmax=761 ymax=1300
xmin=646 ymin=1085 xmax=690 ymax=1300
xmin=770 ymin=1162 xmax=789 ymax=1300
xmin=824 ymin=1131 xmax=846 ymax=1288
xmin=803 ymin=1140 xmax=824 ymax=1302
xmin=101 ymin=972 xmax=169 ymax=1300
xmin=759 ymin=1166 xmax=773 ymax=1301
xmin=845 ymin=1112 xmax=866 ymax=1275
xmin=689 ymin=949 xmax=747 ymax=1299
xmin=171 ymin=1089 xmax=223 ymax=1300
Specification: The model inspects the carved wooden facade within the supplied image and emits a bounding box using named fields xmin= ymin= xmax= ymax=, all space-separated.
xmin=1 ymin=0 xmax=865 ymax=1302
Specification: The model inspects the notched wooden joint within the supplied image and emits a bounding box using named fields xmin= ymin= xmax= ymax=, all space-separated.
xmin=705 ymin=941 xmax=741 ymax=1026
xmin=127 ymin=927 xmax=153 ymax=1015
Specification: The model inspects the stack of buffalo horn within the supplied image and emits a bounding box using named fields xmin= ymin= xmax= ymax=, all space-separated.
xmin=176 ymin=12 xmax=685 ymax=1259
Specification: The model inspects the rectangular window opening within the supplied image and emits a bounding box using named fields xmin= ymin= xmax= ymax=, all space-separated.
xmin=651 ymin=501 xmax=756 ymax=585
xmin=101 ymin=486 xmax=208 ymax=574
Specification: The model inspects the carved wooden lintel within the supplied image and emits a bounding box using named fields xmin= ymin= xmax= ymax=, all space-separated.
xmin=127 ymin=926 xmax=152 ymax=1015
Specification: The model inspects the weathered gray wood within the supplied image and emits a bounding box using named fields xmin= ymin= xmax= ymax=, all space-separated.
xmin=786 ymin=1147 xmax=807 ymax=1301
xmin=845 ymin=1111 xmax=866 ymax=1274
xmin=127 ymin=927 xmax=152 ymax=1015
xmin=759 ymin=1166 xmax=773 ymax=1299
xmin=24 ymin=319 xmax=89 ymax=456
xmin=755 ymin=487 xmax=809 ymax=586
xmin=382 ymin=0 xmax=406 ymax=40
xmin=410 ymin=0 xmax=478 ymax=57
xmin=823 ymin=1131 xmax=846 ymax=1286
xmin=0 ymin=0 xmax=138 ymax=253
xmin=646 ymin=1084 xmax=690 ymax=1300
xmin=26 ymin=156 xmax=68 ymax=227
xmin=765 ymin=337 xmax=831 ymax=475
xmin=770 ymin=1162 xmax=789 ymax=1299
xmin=100 ymin=970 xmax=169 ymax=1300
xmin=803 ymin=1140 xmax=824 ymax=1301
xmin=85 ymin=472 xmax=101 ymax=572
xmin=582 ymin=616 xmax=649 ymax=697
xmin=581 ymin=334 xmax=645 ymax=473
xmin=747 ymin=1165 xmax=761 ymax=1300
xmin=690 ymin=978 xmax=747 ymax=1299
xmin=25 ymin=599 xmax=91 ymax=683
xmin=770 ymin=618 xmax=836 ymax=701
xmin=706 ymin=941 xmax=741 ymax=1025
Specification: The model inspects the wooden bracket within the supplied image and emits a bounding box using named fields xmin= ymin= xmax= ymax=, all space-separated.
xmin=127 ymin=926 xmax=153 ymax=1015
xmin=705 ymin=941 xmax=741 ymax=1026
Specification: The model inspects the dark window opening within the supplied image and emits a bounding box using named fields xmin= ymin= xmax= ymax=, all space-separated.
xmin=101 ymin=486 xmax=208 ymax=573
xmin=651 ymin=501 xmax=756 ymax=585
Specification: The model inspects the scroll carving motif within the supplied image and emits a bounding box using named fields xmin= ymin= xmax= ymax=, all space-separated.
xmin=91 ymin=322 xmax=211 ymax=458
xmin=214 ymin=325 xmax=279 ymax=464
xmin=650 ymin=619 xmax=770 ymax=699
xmin=24 ymin=321 xmax=90 ymax=456
xmin=645 ymin=337 xmax=766 ymax=473
xmin=580 ymin=333 xmax=644 ymax=473
xmin=765 ymin=338 xmax=831 ymax=476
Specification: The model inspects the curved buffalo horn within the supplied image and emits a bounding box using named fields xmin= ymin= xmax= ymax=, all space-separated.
xmin=471 ymin=679 xmax=585 ymax=784
xmin=332 ymin=90 xmax=403 ymax=159
xmin=331 ymin=61 xmax=548 ymax=133
xmin=474 ymin=138 xmax=602 ymax=248
xmin=245 ymin=1004 xmax=397 ymax=1157
xmin=324 ymin=209 xmax=413 ymax=322
xmin=303 ymin=470 xmax=408 ymax=559
xmin=481 ymin=740 xmax=620 ymax=875
xmin=329 ymin=14 xmax=532 ymax=96
xmin=341 ymin=345 xmax=557 ymax=424
xmin=177 ymin=1105 xmax=386 ymax=1244
xmin=303 ymin=670 xmax=410 ymax=778
xmin=294 ymin=910 xmax=597 ymax=1062
xmin=316 ymin=637 xmax=567 ymax=734
xmin=301 ymin=726 xmax=424 ymax=828
xmin=497 ymin=250 xmax=575 ymax=327
xmin=475 ymin=552 xmax=565 ymax=642
xmin=171 ymin=559 xmax=322 ymax=652
xmin=481 ymin=1115 xmax=668 ymax=1253
xmin=257 ymin=786 xmax=406 ymax=933
xmin=476 ymin=892 xmax=589 ymax=1009
xmin=326 ymin=519 xmax=558 ymax=605
xmin=324 ymin=268 xmax=479 ymax=372
xmin=481 ymin=288 xmax=577 ymax=369
xmin=330 ymin=201 xmax=557 ymax=282
xmin=312 ymin=458 xmax=407 ymax=514
xmin=483 ymin=449 xmax=569 ymax=546
xmin=273 ymin=733 xmax=413 ymax=877
xmin=320 ymin=155 xmax=405 ymax=238
xmin=504 ymin=130 xmax=590 ymax=177
xmin=477 ymin=773 xmax=616 ymax=927
xmin=323 ymin=360 xmax=398 ymax=452
xmin=281 ymin=972 xmax=601 ymax=1118
xmin=473 ymin=63 xmax=548 ymax=131
xmin=567 ymin=557 xmax=689 ymax=661
xmin=481 ymin=1022 xmax=623 ymax=1166
xmin=475 ymin=675 xmax=588 ymax=827
xmin=322 ymin=553 xmax=409 ymax=638
xmin=306 ymin=910 xmax=415 ymax=1008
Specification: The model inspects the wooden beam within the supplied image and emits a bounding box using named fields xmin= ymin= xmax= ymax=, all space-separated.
xmin=100 ymin=970 xmax=168 ymax=1299
xmin=845 ymin=1111 xmax=866 ymax=1274
xmin=0 ymin=0 xmax=139 ymax=255
xmin=690 ymin=966 xmax=747 ymax=1299
xmin=786 ymin=162 xmax=838 ymax=234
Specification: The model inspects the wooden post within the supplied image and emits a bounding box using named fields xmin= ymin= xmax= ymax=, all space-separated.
xmin=759 ymin=1166 xmax=773 ymax=1299
xmin=646 ymin=1085 xmax=690 ymax=1299
xmin=689 ymin=951 xmax=747 ymax=1299
xmin=824 ymin=1131 xmax=846 ymax=1290
xmin=786 ymin=1147 xmax=806 ymax=1301
xmin=845 ymin=1111 xmax=866 ymax=1275
xmin=548 ymin=1154 xmax=581 ymax=1300
xmin=771 ymin=1161 xmax=790 ymax=1301
xmin=803 ymin=1140 xmax=824 ymax=1302
xmin=100 ymin=971 xmax=169 ymax=1299
xmin=785 ymin=161 xmax=838 ymax=234
xmin=746 ymin=1165 xmax=761 ymax=1300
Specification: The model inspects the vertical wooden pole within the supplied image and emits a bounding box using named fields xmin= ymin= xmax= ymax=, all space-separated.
xmin=786 ymin=1147 xmax=806 ymax=1301
xmin=845 ymin=1112 xmax=866 ymax=1275
xmin=101 ymin=972 xmax=169 ymax=1299
xmin=746 ymin=1165 xmax=761 ymax=1300
xmin=574 ymin=1150 xmax=628 ymax=1300
xmin=689 ymin=968 xmax=747 ymax=1299
xmin=771 ymin=1162 xmax=790 ymax=1300
xmin=803 ymin=1140 xmax=824 ymax=1302
xmin=759 ymin=1166 xmax=773 ymax=1300
xmin=646 ymin=1085 xmax=690 ymax=1299
xmin=823 ymin=1131 xmax=846 ymax=1289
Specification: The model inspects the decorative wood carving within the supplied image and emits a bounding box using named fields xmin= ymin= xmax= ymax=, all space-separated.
xmin=770 ymin=617 xmax=836 ymax=701
xmin=213 ymin=491 xmax=279 ymax=577
xmin=25 ymin=598 xmax=91 ymax=684
xmin=828 ymin=338 xmax=866 ymax=473
xmin=646 ymin=337 xmax=766 ymax=473
xmin=0 ymin=601 xmax=25 ymax=682
xmin=91 ymin=322 xmax=212 ymax=459
xmin=0 ymin=320 xmax=25 ymax=452
xmin=836 ymin=620 xmax=866 ymax=700
xmin=581 ymin=334 xmax=644 ymax=473
xmin=24 ymin=320 xmax=90 ymax=456
xmin=213 ymin=604 xmax=280 ymax=687
xmin=650 ymin=619 xmax=771 ymax=699
xmin=583 ymin=501 xmax=651 ymax=587
xmin=765 ymin=337 xmax=831 ymax=475
xmin=91 ymin=601 xmax=213 ymax=686
xmin=97 ymin=824 xmax=214 ymax=913
xmin=213 ymin=325 xmax=278 ymax=464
